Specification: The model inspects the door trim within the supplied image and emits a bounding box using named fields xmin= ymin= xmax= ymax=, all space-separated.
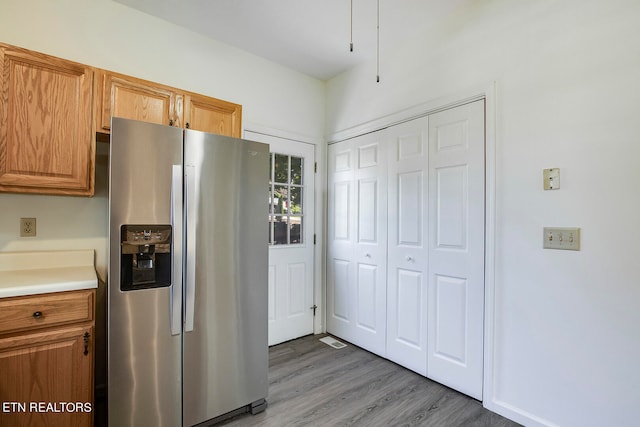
xmin=325 ymin=83 xmax=498 ymax=411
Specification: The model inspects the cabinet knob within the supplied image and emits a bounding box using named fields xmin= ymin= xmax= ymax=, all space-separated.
xmin=32 ymin=311 xmax=43 ymax=319
xmin=405 ymin=255 xmax=414 ymax=262
xmin=186 ymin=122 xmax=190 ymax=129
xmin=169 ymin=119 xmax=174 ymax=126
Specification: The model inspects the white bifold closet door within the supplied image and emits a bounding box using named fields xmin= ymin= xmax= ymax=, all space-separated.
xmin=427 ymin=101 xmax=485 ymax=400
xmin=327 ymin=131 xmax=387 ymax=356
xmin=327 ymin=100 xmax=484 ymax=400
xmin=386 ymin=116 xmax=430 ymax=376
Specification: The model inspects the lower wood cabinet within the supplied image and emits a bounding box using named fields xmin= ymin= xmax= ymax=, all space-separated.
xmin=0 ymin=289 xmax=95 ymax=427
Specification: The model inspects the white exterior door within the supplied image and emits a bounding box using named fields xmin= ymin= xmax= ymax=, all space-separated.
xmin=386 ymin=116 xmax=430 ymax=375
xmin=327 ymin=131 xmax=387 ymax=356
xmin=246 ymin=132 xmax=315 ymax=346
xmin=427 ymin=100 xmax=485 ymax=399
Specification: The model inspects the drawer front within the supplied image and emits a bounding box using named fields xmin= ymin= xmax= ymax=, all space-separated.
xmin=0 ymin=289 xmax=95 ymax=335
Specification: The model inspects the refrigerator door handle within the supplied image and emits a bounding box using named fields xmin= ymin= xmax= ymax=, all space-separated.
xmin=170 ymin=165 xmax=183 ymax=336
xmin=185 ymin=165 xmax=196 ymax=332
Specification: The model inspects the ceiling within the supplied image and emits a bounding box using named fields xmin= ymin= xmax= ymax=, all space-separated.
xmin=113 ymin=0 xmax=470 ymax=81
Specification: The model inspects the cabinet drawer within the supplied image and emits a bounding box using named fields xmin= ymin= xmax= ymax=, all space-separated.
xmin=0 ymin=289 xmax=95 ymax=335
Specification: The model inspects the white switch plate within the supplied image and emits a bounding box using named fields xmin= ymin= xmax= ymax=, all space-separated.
xmin=543 ymin=227 xmax=580 ymax=250
xmin=543 ymin=168 xmax=560 ymax=190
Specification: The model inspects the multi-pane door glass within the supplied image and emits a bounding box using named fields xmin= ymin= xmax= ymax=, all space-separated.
xmin=269 ymin=153 xmax=304 ymax=245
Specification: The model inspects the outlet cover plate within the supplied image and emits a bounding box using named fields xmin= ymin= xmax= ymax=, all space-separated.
xmin=543 ymin=227 xmax=580 ymax=250
xmin=20 ymin=217 xmax=36 ymax=237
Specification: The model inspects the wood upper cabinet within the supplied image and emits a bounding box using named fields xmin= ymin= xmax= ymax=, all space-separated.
xmin=184 ymin=92 xmax=241 ymax=137
xmin=97 ymin=71 xmax=242 ymax=138
xmin=0 ymin=44 xmax=95 ymax=196
xmin=0 ymin=289 xmax=95 ymax=427
xmin=96 ymin=72 xmax=180 ymax=132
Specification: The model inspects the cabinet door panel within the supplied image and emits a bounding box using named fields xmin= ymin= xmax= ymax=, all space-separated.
xmin=184 ymin=93 xmax=241 ymax=137
xmin=0 ymin=45 xmax=94 ymax=195
xmin=0 ymin=324 xmax=94 ymax=427
xmin=99 ymin=73 xmax=177 ymax=132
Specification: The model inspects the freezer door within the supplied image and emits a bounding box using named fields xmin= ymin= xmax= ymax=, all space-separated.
xmin=183 ymin=130 xmax=269 ymax=426
xmin=108 ymin=118 xmax=183 ymax=427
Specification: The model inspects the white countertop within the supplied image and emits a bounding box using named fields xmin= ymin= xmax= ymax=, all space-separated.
xmin=0 ymin=250 xmax=98 ymax=298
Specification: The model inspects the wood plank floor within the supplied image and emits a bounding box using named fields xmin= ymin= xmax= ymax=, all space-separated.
xmin=220 ymin=334 xmax=520 ymax=427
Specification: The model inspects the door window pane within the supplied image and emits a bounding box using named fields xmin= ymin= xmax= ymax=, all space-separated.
xmin=268 ymin=184 xmax=273 ymax=214
xmin=289 ymin=186 xmax=302 ymax=214
xmin=273 ymin=186 xmax=288 ymax=214
xmin=273 ymin=215 xmax=288 ymax=245
xmin=289 ymin=216 xmax=302 ymax=244
xmin=291 ymin=156 xmax=303 ymax=185
xmin=274 ymin=154 xmax=288 ymax=184
xmin=268 ymin=152 xmax=306 ymax=245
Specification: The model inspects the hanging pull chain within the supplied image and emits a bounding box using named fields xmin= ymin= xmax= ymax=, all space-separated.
xmin=350 ymin=0 xmax=354 ymax=52
xmin=376 ymin=0 xmax=380 ymax=82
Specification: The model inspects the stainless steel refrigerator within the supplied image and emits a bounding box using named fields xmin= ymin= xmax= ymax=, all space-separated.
xmin=108 ymin=118 xmax=269 ymax=427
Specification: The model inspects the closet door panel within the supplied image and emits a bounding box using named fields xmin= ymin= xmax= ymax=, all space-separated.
xmin=386 ymin=117 xmax=429 ymax=375
xmin=395 ymin=269 xmax=423 ymax=345
xmin=331 ymin=258 xmax=351 ymax=321
xmin=356 ymin=263 xmax=378 ymax=331
xmin=352 ymin=132 xmax=387 ymax=356
xmin=327 ymin=142 xmax=356 ymax=342
xmin=428 ymin=100 xmax=485 ymax=400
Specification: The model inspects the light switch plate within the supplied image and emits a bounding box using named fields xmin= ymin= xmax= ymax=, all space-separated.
xmin=543 ymin=227 xmax=580 ymax=250
xmin=543 ymin=168 xmax=560 ymax=190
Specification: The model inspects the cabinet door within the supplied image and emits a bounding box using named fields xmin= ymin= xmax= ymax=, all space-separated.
xmin=0 ymin=324 xmax=94 ymax=427
xmin=183 ymin=93 xmax=242 ymax=137
xmin=98 ymin=72 xmax=180 ymax=133
xmin=0 ymin=45 xmax=94 ymax=195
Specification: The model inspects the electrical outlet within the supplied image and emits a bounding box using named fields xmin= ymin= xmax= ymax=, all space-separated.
xmin=20 ymin=218 xmax=36 ymax=237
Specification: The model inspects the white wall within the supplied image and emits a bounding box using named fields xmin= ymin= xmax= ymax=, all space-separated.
xmin=327 ymin=0 xmax=640 ymax=426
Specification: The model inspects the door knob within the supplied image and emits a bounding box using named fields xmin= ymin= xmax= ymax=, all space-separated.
xmin=405 ymin=255 xmax=414 ymax=262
